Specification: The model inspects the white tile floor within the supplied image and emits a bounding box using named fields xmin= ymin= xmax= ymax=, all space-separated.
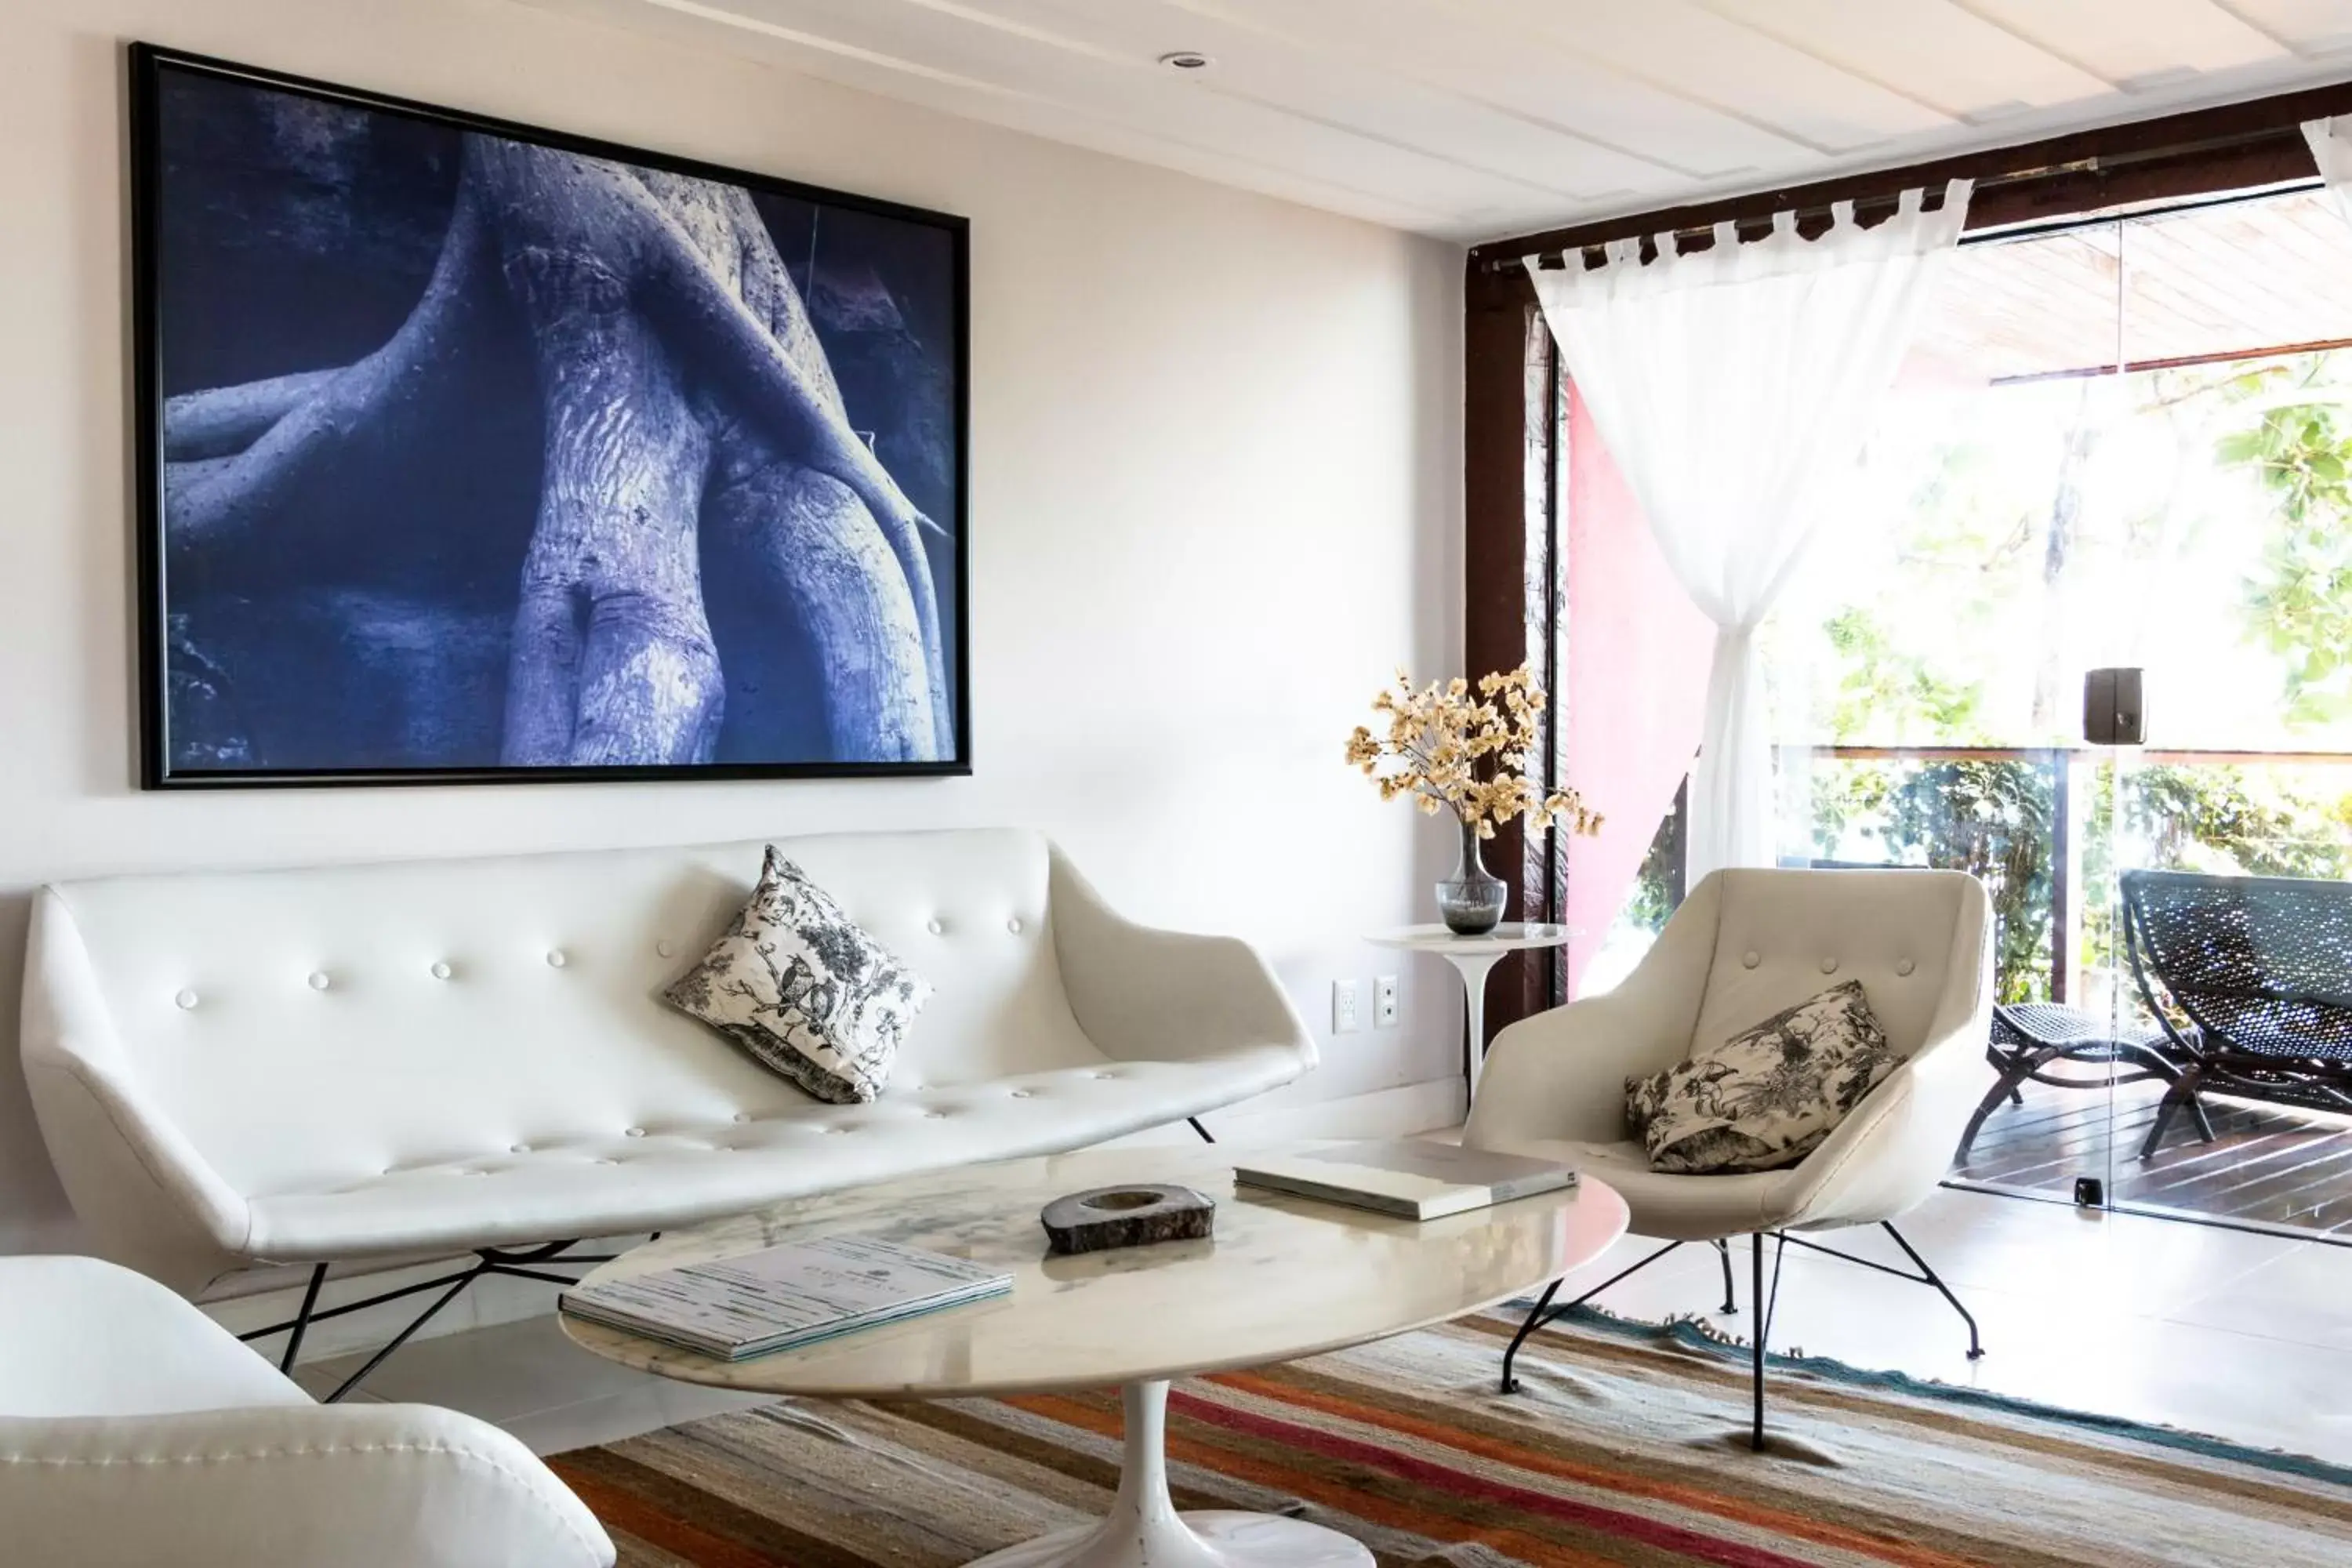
xmin=299 ymin=1183 xmax=2352 ymax=1467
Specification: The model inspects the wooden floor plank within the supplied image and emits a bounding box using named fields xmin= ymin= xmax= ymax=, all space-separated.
xmin=1951 ymin=1076 xmax=2352 ymax=1235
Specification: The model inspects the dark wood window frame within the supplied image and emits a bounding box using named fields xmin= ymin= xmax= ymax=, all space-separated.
xmin=1463 ymin=75 xmax=2352 ymax=1047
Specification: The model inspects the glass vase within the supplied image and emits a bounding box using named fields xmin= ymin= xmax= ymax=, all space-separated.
xmin=1436 ymin=816 xmax=1508 ymax=935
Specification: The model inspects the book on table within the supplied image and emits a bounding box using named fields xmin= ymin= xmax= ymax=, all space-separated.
xmin=1232 ymin=1139 xmax=1575 ymax=1220
xmin=559 ymin=1234 xmax=1012 ymax=1361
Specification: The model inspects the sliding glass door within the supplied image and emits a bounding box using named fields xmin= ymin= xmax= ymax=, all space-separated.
xmin=1762 ymin=185 xmax=2352 ymax=1237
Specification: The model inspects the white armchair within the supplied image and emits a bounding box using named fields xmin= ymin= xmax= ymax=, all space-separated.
xmin=1465 ymin=867 xmax=1993 ymax=1446
xmin=0 ymin=1255 xmax=614 ymax=1568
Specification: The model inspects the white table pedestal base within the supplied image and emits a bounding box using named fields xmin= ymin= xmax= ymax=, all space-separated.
xmin=963 ymin=1381 xmax=1370 ymax=1568
xmin=1364 ymin=924 xmax=1573 ymax=1108
xmin=1442 ymin=951 xmax=1504 ymax=1103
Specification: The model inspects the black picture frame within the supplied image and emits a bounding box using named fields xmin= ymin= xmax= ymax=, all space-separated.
xmin=129 ymin=42 xmax=972 ymax=789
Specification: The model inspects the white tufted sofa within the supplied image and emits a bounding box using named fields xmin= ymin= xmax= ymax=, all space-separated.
xmin=21 ymin=828 xmax=1316 ymax=1299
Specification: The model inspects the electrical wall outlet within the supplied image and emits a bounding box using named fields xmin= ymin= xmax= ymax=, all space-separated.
xmin=1373 ymin=975 xmax=1399 ymax=1027
xmin=1331 ymin=978 xmax=1363 ymax=1034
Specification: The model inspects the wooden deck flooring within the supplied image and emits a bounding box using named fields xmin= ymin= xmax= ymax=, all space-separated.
xmin=1951 ymin=1076 xmax=2352 ymax=1240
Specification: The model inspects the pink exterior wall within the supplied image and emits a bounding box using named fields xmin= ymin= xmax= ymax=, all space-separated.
xmin=1562 ymin=382 xmax=1715 ymax=994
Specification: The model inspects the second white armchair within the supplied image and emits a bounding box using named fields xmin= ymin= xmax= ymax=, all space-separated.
xmin=1465 ymin=866 xmax=1994 ymax=1449
xmin=0 ymin=1255 xmax=614 ymax=1568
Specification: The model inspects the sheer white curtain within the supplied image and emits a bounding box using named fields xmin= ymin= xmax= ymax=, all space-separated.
xmin=1526 ymin=181 xmax=1971 ymax=880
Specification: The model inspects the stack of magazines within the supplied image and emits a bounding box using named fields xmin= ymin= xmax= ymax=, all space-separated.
xmin=560 ymin=1234 xmax=1012 ymax=1361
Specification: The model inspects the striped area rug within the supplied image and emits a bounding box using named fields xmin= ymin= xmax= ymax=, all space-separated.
xmin=550 ymin=1308 xmax=2352 ymax=1567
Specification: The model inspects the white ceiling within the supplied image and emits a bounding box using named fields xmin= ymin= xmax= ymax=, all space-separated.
xmin=527 ymin=0 xmax=2352 ymax=241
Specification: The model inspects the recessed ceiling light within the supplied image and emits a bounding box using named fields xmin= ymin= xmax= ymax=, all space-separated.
xmin=1158 ymin=51 xmax=1213 ymax=71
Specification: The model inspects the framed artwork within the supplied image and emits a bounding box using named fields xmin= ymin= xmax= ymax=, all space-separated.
xmin=129 ymin=44 xmax=970 ymax=787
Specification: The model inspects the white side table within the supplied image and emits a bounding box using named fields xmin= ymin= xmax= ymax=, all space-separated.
xmin=1367 ymin=923 xmax=1574 ymax=1104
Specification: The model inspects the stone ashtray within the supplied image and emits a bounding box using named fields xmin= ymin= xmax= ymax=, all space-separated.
xmin=1040 ymin=1183 xmax=1215 ymax=1254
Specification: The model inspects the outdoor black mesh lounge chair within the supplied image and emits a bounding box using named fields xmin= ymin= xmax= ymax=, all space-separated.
xmin=2119 ymin=869 xmax=2352 ymax=1159
xmin=1956 ymin=1001 xmax=2205 ymax=1161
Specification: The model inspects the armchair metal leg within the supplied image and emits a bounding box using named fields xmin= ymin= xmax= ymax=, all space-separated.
xmin=1775 ymin=1223 xmax=1985 ymax=1363
xmin=1713 ymin=1239 xmax=1737 ymax=1316
xmin=1497 ymin=1278 xmax=1562 ymax=1395
xmin=1751 ymin=1238 xmax=1766 ymax=1450
xmin=1880 ymin=1222 xmax=1984 ymax=1361
xmin=1498 ymin=1239 xmax=1684 ymax=1394
xmin=1750 ymin=1233 xmax=1785 ymax=1452
xmin=1187 ymin=1116 xmax=1215 ymax=1144
xmin=1512 ymin=1225 xmax=1980 ymax=1450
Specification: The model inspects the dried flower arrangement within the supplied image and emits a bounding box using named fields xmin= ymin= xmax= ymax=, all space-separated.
xmin=1345 ymin=664 xmax=1601 ymax=840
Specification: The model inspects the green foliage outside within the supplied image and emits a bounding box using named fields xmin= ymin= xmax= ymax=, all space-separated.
xmin=2222 ymin=371 xmax=2352 ymax=728
xmin=1619 ymin=350 xmax=2352 ymax=1004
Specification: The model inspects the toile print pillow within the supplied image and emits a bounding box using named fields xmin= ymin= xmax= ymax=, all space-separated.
xmin=664 ymin=847 xmax=931 ymax=1105
xmin=1624 ymin=980 xmax=1900 ymax=1175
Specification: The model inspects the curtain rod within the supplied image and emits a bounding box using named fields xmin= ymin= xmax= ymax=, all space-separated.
xmin=1479 ymin=124 xmax=2311 ymax=276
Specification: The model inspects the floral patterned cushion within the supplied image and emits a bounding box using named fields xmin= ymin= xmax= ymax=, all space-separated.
xmin=1624 ymin=980 xmax=1900 ymax=1175
xmin=664 ymin=847 xmax=931 ymax=1105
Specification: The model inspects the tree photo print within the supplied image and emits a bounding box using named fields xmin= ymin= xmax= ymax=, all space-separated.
xmin=134 ymin=47 xmax=967 ymax=786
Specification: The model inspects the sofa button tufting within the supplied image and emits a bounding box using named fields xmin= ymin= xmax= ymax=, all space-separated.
xmin=1820 ymin=956 xmax=1839 ymax=975
xmin=923 ymin=1110 xmax=948 ymax=1120
xmin=926 ymin=919 xmax=944 ymax=935
xmin=656 ymin=939 xmax=676 ymax=958
xmin=511 ymin=1144 xmax=530 ymax=1154
xmin=732 ymin=1112 xmax=751 ymax=1123
xmin=1740 ymin=952 xmax=1759 ymax=969
xmin=546 ymin=949 xmax=568 ymax=967
xmin=1093 ymin=1071 xmax=1116 ymax=1080
xmin=1010 ymin=1089 xmax=1034 ymax=1098
xmin=1007 ymin=916 xmax=1023 ymax=934
xmin=308 ymin=971 xmax=331 ymax=991
xmin=174 ymin=989 xmax=198 ymax=1010
xmin=1896 ymin=957 xmax=1917 ymax=976
xmin=624 ymin=1127 xmax=645 ymax=1138
xmin=430 ymin=961 xmax=452 ymax=980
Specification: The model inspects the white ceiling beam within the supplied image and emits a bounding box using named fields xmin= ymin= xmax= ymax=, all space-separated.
xmin=1692 ymin=0 xmax=2117 ymax=120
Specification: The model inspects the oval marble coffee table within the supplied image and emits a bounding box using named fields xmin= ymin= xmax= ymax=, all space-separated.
xmin=563 ymin=1142 xmax=1627 ymax=1568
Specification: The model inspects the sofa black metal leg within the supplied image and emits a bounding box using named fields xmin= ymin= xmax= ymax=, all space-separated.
xmin=235 ymin=1240 xmax=615 ymax=1402
xmin=1881 ymin=1222 xmax=1984 ymax=1360
xmin=1714 ymin=1238 xmax=1737 ymax=1315
xmin=1187 ymin=1116 xmax=1215 ymax=1144
xmin=278 ymin=1261 xmax=328 ymax=1374
xmin=325 ymin=1266 xmax=482 ymax=1403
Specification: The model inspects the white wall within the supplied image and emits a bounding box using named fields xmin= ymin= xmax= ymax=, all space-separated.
xmin=0 ymin=0 xmax=1464 ymax=1254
